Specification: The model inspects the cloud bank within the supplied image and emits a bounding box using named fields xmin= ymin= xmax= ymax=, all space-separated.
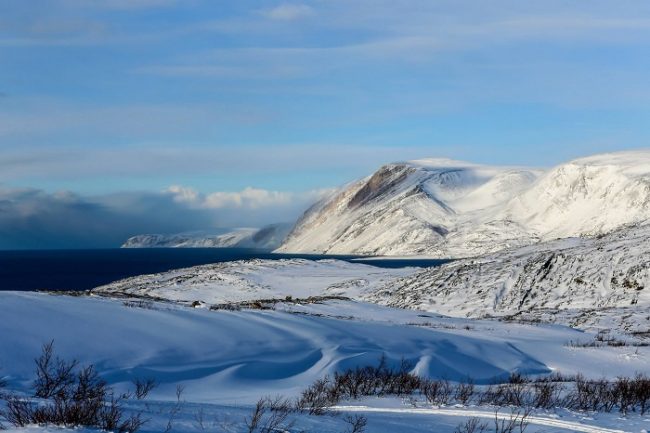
xmin=0 ymin=185 xmax=328 ymax=249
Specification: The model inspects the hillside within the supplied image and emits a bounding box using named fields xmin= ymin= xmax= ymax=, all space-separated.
xmin=278 ymin=151 xmax=650 ymax=257
xmin=368 ymin=223 xmax=650 ymax=333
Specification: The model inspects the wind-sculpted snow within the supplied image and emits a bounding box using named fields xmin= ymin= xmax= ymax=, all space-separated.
xmin=2 ymin=291 xmax=649 ymax=401
xmin=369 ymin=223 xmax=650 ymax=333
xmin=3 ymin=291 xmax=650 ymax=433
xmin=93 ymin=258 xmax=417 ymax=305
xmin=279 ymin=151 xmax=650 ymax=257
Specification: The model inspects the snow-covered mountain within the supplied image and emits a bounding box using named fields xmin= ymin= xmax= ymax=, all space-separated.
xmin=122 ymin=223 xmax=292 ymax=250
xmin=278 ymin=151 xmax=650 ymax=257
xmin=369 ymin=222 xmax=650 ymax=333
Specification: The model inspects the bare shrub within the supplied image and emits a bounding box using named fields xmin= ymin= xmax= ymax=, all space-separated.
xmin=1 ymin=342 xmax=147 ymax=432
xmin=493 ymin=408 xmax=530 ymax=433
xmin=633 ymin=373 xmax=650 ymax=415
xmin=164 ymin=384 xmax=185 ymax=433
xmin=614 ymin=376 xmax=636 ymax=414
xmin=478 ymin=375 xmax=532 ymax=408
xmin=132 ymin=377 xmax=157 ymax=400
xmin=503 ymin=373 xmax=532 ymax=407
xmin=454 ymin=379 xmax=475 ymax=405
xmin=33 ymin=340 xmax=78 ymax=399
xmin=296 ymin=376 xmax=340 ymax=415
xmin=421 ymin=379 xmax=452 ymax=405
xmin=245 ymin=396 xmax=295 ymax=433
xmin=343 ymin=414 xmax=367 ymax=433
xmin=193 ymin=407 xmax=206 ymax=431
xmin=531 ymin=377 xmax=563 ymax=409
xmin=567 ymin=375 xmax=615 ymax=412
xmin=297 ymin=356 xmax=426 ymax=414
xmin=294 ymin=363 xmax=650 ymax=422
xmin=454 ymin=417 xmax=488 ymax=433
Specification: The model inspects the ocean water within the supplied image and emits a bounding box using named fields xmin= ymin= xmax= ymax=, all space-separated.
xmin=0 ymin=248 xmax=449 ymax=291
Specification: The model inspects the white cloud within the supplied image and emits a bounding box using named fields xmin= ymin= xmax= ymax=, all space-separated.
xmin=0 ymin=183 xmax=333 ymax=248
xmin=0 ymin=185 xmax=215 ymax=249
xmin=167 ymin=185 xmax=332 ymax=210
xmin=260 ymin=3 xmax=315 ymax=21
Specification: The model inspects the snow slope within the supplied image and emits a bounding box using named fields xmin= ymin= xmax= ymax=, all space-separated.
xmin=93 ymin=258 xmax=416 ymax=304
xmin=94 ymin=249 xmax=649 ymax=334
xmin=278 ymin=151 xmax=650 ymax=257
xmin=2 ymin=292 xmax=650 ymax=432
xmin=122 ymin=223 xmax=292 ymax=250
xmin=2 ymin=291 xmax=649 ymax=398
xmin=370 ymin=223 xmax=650 ymax=333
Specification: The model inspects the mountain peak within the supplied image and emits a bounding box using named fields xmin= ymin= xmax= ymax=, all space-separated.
xmin=278 ymin=150 xmax=650 ymax=257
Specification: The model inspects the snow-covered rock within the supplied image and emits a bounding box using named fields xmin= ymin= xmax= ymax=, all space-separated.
xmin=278 ymin=151 xmax=650 ymax=257
xmin=369 ymin=222 xmax=650 ymax=333
xmin=122 ymin=223 xmax=292 ymax=250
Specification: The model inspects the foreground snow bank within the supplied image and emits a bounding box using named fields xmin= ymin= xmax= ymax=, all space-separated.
xmin=2 ymin=292 xmax=649 ymax=401
xmin=3 ymin=292 xmax=650 ymax=432
xmin=4 ymin=404 xmax=645 ymax=433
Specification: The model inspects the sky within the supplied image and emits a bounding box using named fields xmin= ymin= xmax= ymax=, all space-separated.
xmin=1 ymin=0 xmax=650 ymax=248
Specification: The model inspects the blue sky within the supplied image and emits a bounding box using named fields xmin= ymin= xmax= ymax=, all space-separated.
xmin=1 ymin=0 xmax=650 ymax=247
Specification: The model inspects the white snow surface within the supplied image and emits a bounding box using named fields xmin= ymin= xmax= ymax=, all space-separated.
xmin=370 ymin=222 xmax=650 ymax=334
xmin=278 ymin=150 xmax=650 ymax=257
xmin=2 ymin=291 xmax=650 ymax=432
xmin=93 ymin=258 xmax=416 ymax=304
xmin=95 ymin=241 xmax=649 ymax=334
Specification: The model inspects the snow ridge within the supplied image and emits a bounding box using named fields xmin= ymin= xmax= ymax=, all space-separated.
xmin=278 ymin=150 xmax=650 ymax=257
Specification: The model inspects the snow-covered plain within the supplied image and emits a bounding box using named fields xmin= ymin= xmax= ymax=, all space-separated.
xmin=93 ymin=258 xmax=416 ymax=305
xmin=95 ymin=249 xmax=649 ymax=335
xmin=2 ymin=291 xmax=650 ymax=433
xmin=278 ymin=151 xmax=650 ymax=257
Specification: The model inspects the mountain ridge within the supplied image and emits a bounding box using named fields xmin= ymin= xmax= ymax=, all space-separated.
xmin=278 ymin=150 xmax=650 ymax=257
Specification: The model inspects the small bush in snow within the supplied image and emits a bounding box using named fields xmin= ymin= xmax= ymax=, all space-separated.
xmin=343 ymin=414 xmax=367 ymax=433
xmin=421 ymin=378 xmax=452 ymax=405
xmin=0 ymin=341 xmax=149 ymax=433
xmin=454 ymin=417 xmax=488 ymax=433
xmin=245 ymin=395 xmax=295 ymax=433
xmin=493 ymin=408 xmax=530 ymax=433
xmin=132 ymin=377 xmax=157 ymax=400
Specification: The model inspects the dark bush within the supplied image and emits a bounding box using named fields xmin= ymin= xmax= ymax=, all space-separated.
xmin=245 ymin=396 xmax=295 ymax=433
xmin=454 ymin=379 xmax=475 ymax=405
xmin=421 ymin=378 xmax=452 ymax=405
xmin=132 ymin=377 xmax=157 ymax=400
xmin=297 ymin=362 xmax=650 ymax=417
xmin=0 ymin=342 xmax=148 ymax=432
xmin=531 ymin=377 xmax=563 ymax=409
xmin=454 ymin=417 xmax=488 ymax=433
xmin=343 ymin=414 xmax=367 ymax=433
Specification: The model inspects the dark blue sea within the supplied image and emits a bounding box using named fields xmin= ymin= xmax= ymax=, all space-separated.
xmin=0 ymin=248 xmax=449 ymax=291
